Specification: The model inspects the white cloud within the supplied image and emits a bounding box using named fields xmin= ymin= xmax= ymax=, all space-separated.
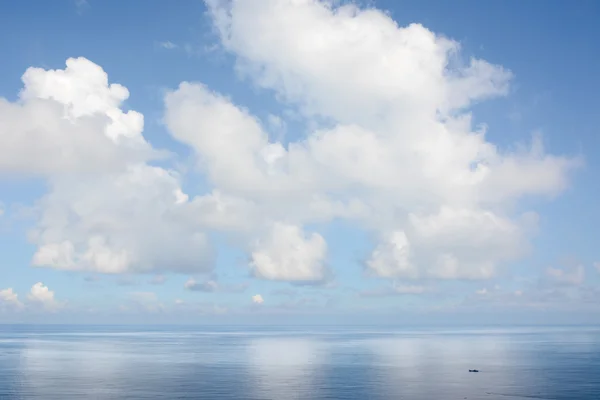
xmin=0 ymin=57 xmax=154 ymax=176
xmin=0 ymin=288 xmax=24 ymax=311
xmin=27 ymin=282 xmax=61 ymax=311
xmin=252 ymin=294 xmax=264 ymax=304
xmin=250 ymin=223 xmax=328 ymax=282
xmin=594 ymin=262 xmax=600 ymax=273
xmin=366 ymin=231 xmax=416 ymax=279
xmin=0 ymin=0 xmax=580 ymax=285
xmin=206 ymin=0 xmax=513 ymax=124
xmin=0 ymin=58 xmax=213 ymax=275
xmin=159 ymin=0 xmax=579 ymax=282
xmin=30 ymin=164 xmax=214 ymax=274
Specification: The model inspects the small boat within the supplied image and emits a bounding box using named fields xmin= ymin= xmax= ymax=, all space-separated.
xmin=469 ymin=369 xmax=479 ymax=372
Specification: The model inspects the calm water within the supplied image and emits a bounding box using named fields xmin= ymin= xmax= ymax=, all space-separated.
xmin=0 ymin=325 xmax=599 ymax=399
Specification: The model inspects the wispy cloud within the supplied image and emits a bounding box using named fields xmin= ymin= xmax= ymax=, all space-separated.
xmin=157 ymin=41 xmax=178 ymax=50
xmin=184 ymin=278 xmax=248 ymax=293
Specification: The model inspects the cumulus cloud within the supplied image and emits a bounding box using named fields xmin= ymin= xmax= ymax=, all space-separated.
xmin=0 ymin=58 xmax=213 ymax=275
xmin=0 ymin=57 xmax=153 ymax=176
xmin=0 ymin=0 xmax=580 ymax=285
xmin=0 ymin=288 xmax=24 ymax=311
xmin=160 ymin=0 xmax=578 ymax=282
xmin=252 ymin=294 xmax=264 ymax=304
xmin=27 ymin=282 xmax=62 ymax=311
xmin=250 ymin=223 xmax=328 ymax=282
xmin=30 ymin=165 xmax=213 ymax=274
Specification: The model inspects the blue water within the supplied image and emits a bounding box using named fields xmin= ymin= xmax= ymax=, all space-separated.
xmin=0 ymin=325 xmax=599 ymax=399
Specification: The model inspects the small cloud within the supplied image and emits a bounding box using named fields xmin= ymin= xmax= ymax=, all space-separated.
xmin=184 ymin=278 xmax=218 ymax=292
xmin=476 ymin=288 xmax=488 ymax=295
xmin=174 ymin=299 xmax=184 ymax=305
xmin=27 ymin=282 xmax=62 ymax=311
xmin=150 ymin=275 xmax=167 ymax=285
xmin=0 ymin=288 xmax=24 ymax=311
xmin=252 ymin=294 xmax=264 ymax=304
xmin=184 ymin=278 xmax=248 ymax=293
xmin=594 ymin=262 xmax=600 ymax=273
xmin=157 ymin=41 xmax=178 ymax=50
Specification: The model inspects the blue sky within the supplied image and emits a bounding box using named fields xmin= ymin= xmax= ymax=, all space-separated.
xmin=1 ymin=0 xmax=599 ymax=324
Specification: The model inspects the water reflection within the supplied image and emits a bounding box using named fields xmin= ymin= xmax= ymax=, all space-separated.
xmin=1 ymin=327 xmax=599 ymax=399
xmin=18 ymin=339 xmax=132 ymax=399
xmin=366 ymin=334 xmax=518 ymax=398
xmin=246 ymin=337 xmax=324 ymax=400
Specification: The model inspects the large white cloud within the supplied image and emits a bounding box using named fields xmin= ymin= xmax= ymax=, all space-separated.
xmin=0 ymin=58 xmax=214 ymax=275
xmin=0 ymin=57 xmax=154 ymax=176
xmin=1 ymin=1 xmax=581 ymax=284
xmin=163 ymin=0 xmax=577 ymax=282
xmin=30 ymin=164 xmax=213 ymax=274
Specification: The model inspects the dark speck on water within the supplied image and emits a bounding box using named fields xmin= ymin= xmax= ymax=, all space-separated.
xmin=0 ymin=325 xmax=599 ymax=399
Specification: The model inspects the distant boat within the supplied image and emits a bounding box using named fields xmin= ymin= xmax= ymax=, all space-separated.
xmin=469 ymin=369 xmax=480 ymax=372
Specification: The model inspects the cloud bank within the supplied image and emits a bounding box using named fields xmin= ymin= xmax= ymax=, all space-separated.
xmin=0 ymin=0 xmax=578 ymax=288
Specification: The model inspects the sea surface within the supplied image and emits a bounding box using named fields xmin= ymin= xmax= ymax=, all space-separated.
xmin=0 ymin=325 xmax=599 ymax=399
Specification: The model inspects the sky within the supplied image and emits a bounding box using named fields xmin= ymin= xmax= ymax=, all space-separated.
xmin=1 ymin=0 xmax=599 ymax=325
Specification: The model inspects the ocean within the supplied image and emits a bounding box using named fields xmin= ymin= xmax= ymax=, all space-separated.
xmin=0 ymin=325 xmax=599 ymax=399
